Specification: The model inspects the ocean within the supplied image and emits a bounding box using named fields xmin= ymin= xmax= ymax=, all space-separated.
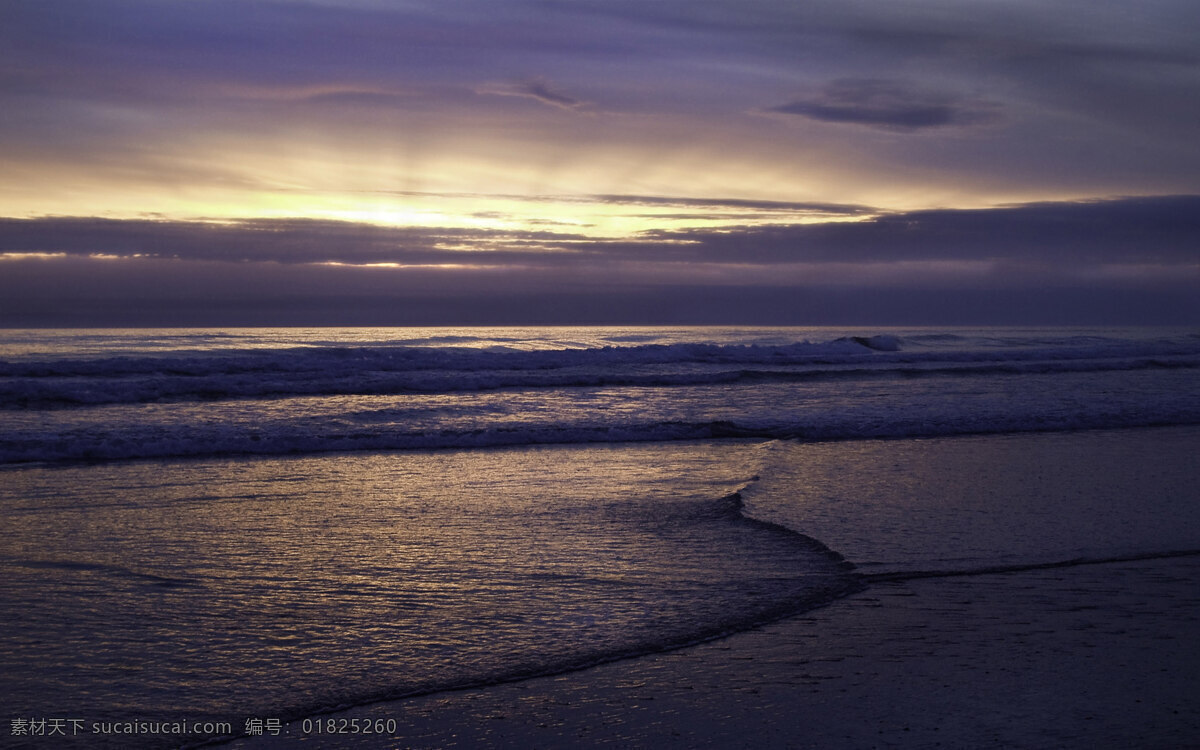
xmin=2 ymin=326 xmax=1199 ymax=748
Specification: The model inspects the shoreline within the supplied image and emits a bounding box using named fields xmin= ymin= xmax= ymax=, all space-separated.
xmin=230 ymin=553 xmax=1200 ymax=749
xmin=7 ymin=426 xmax=1197 ymax=749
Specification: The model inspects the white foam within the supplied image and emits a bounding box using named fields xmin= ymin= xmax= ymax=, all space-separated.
xmin=3 ymin=328 xmax=1199 ymax=463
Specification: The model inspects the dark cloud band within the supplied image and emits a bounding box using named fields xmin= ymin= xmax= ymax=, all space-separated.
xmin=768 ymin=79 xmax=1001 ymax=131
xmin=3 ymin=196 xmax=1197 ymax=267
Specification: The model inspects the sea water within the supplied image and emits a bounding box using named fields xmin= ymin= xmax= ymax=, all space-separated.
xmin=1 ymin=326 xmax=1198 ymax=748
xmin=3 ymin=327 xmax=1200 ymax=462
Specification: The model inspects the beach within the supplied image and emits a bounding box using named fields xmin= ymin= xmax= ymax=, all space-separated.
xmin=238 ymin=555 xmax=1200 ymax=749
xmin=5 ymin=0 xmax=1200 ymax=740
xmin=224 ymin=426 xmax=1200 ymax=749
xmin=2 ymin=328 xmax=1199 ymax=749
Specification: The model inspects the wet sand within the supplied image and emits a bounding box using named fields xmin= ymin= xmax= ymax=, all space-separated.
xmin=233 ymin=553 xmax=1200 ymax=749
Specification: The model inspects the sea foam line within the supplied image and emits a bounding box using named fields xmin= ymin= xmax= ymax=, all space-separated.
xmin=861 ymin=549 xmax=1200 ymax=583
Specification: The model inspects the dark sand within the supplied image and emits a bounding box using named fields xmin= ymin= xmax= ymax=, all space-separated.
xmin=233 ymin=554 xmax=1200 ymax=749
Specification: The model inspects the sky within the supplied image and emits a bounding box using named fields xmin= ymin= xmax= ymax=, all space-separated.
xmin=1 ymin=0 xmax=1198 ymax=326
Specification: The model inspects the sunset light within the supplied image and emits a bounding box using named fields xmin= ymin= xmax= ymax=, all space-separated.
xmin=3 ymin=3 xmax=1200 ymax=747
xmin=3 ymin=0 xmax=1197 ymax=327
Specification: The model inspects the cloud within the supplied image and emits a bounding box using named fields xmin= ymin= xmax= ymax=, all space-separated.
xmin=4 ymin=0 xmax=1200 ymax=212
xmin=639 ymin=195 xmax=1200 ymax=265
xmin=3 ymin=195 xmax=1199 ymax=326
xmin=522 ymin=80 xmax=587 ymax=110
xmin=365 ymin=191 xmax=873 ymax=217
xmin=586 ymin=194 xmax=873 ymax=216
xmin=477 ymin=78 xmax=589 ymax=110
xmin=0 ymin=217 xmax=596 ymax=267
xmin=767 ymin=78 xmax=1001 ymax=131
xmin=2 ymin=257 xmax=1196 ymax=327
xmin=3 ymin=196 xmax=1198 ymax=271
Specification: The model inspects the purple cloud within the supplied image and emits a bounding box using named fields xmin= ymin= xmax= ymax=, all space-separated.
xmin=768 ymin=79 xmax=1001 ymax=131
xmin=478 ymin=79 xmax=588 ymax=110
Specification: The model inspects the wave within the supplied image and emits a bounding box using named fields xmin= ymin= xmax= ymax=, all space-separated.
xmin=7 ymin=558 xmax=199 ymax=587
xmin=4 ymin=335 xmax=1199 ymax=409
xmin=6 ymin=408 xmax=1200 ymax=465
xmin=4 ymin=330 xmax=1199 ymax=464
xmin=176 ymin=483 xmax=864 ymax=748
xmin=861 ymin=549 xmax=1200 ymax=583
xmin=6 ymin=358 xmax=1198 ymax=410
xmin=0 ymin=338 xmax=883 ymax=378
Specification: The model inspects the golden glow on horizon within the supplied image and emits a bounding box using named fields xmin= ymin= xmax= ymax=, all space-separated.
xmin=0 ymin=110 xmax=1127 ymax=238
xmin=0 ymin=118 xmax=1157 ymax=242
xmin=315 ymin=261 xmax=487 ymax=269
xmin=0 ymin=252 xmax=68 ymax=260
xmin=0 ymin=172 xmax=880 ymax=238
